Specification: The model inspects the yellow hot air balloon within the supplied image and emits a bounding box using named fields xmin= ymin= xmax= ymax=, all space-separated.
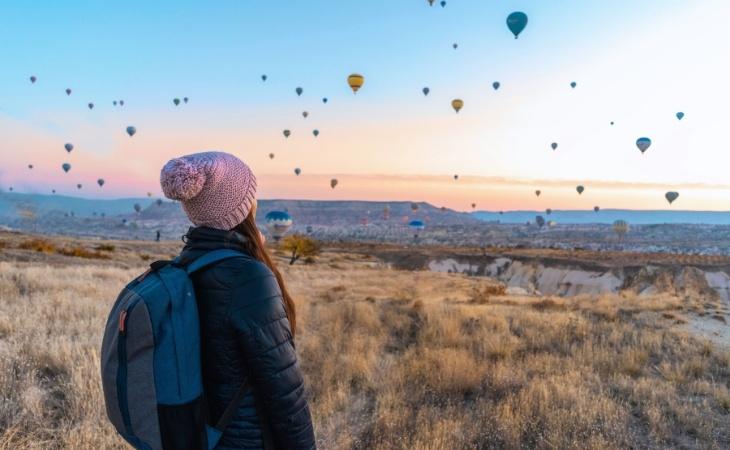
xmin=348 ymin=73 xmax=364 ymax=94
xmin=452 ymin=99 xmax=463 ymax=113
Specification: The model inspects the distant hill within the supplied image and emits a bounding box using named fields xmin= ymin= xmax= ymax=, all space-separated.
xmin=473 ymin=209 xmax=730 ymax=225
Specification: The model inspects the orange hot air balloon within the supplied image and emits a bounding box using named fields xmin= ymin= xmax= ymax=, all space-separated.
xmin=452 ymin=99 xmax=463 ymax=113
xmin=330 ymin=179 xmax=338 ymax=189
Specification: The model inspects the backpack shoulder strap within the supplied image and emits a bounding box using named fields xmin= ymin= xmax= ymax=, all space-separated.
xmin=186 ymin=249 xmax=247 ymax=276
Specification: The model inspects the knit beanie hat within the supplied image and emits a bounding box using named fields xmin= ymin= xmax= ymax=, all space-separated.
xmin=160 ymin=151 xmax=257 ymax=230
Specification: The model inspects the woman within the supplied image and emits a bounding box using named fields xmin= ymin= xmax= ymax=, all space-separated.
xmin=160 ymin=151 xmax=316 ymax=449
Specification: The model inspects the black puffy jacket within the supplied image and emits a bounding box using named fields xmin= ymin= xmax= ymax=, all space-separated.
xmin=178 ymin=226 xmax=316 ymax=450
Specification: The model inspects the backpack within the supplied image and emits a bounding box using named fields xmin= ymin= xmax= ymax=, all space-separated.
xmin=100 ymin=249 xmax=248 ymax=450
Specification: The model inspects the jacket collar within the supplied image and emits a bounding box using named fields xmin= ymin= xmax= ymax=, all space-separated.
xmin=178 ymin=226 xmax=249 ymax=264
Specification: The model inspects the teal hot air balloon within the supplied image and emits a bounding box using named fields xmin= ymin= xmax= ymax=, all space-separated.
xmin=98 ymin=179 xmax=104 ymax=187
xmin=676 ymin=112 xmax=684 ymax=120
xmin=423 ymin=87 xmax=430 ymax=96
xmin=294 ymin=168 xmax=301 ymax=175
xmin=261 ymin=75 xmax=267 ymax=81
xmin=62 ymin=163 xmax=71 ymax=173
xmin=65 ymin=143 xmax=74 ymax=153
xmin=636 ymin=137 xmax=651 ymax=154
xmin=322 ymin=98 xmax=328 ymax=104
xmin=283 ymin=129 xmax=291 ymax=138
xmin=665 ymin=191 xmax=679 ymax=204
xmin=409 ymin=220 xmax=425 ymax=239
xmin=126 ymin=126 xmax=136 ymax=137
xmin=576 ymin=185 xmax=584 ymax=195
xmin=265 ymin=211 xmax=292 ymax=242
xmin=173 ymin=98 xmax=180 ymax=106
xmin=296 ymin=87 xmax=303 ymax=96
xmin=492 ymin=81 xmax=500 ymax=90
xmin=313 ymin=129 xmax=319 ymax=137
xmin=506 ymin=12 xmax=528 ymax=39
xmin=570 ymin=81 xmax=577 ymax=88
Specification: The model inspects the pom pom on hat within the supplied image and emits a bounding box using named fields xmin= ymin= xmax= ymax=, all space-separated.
xmin=160 ymin=157 xmax=207 ymax=201
xmin=159 ymin=151 xmax=257 ymax=230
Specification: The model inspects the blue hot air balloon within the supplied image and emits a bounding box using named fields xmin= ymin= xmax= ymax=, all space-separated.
xmin=313 ymin=130 xmax=319 ymax=137
xmin=676 ymin=112 xmax=684 ymax=120
xmin=441 ymin=1 xmax=445 ymax=6
xmin=636 ymin=137 xmax=651 ymax=154
xmin=65 ymin=143 xmax=73 ymax=153
xmin=294 ymin=168 xmax=301 ymax=175
xmin=62 ymin=163 xmax=71 ymax=173
xmin=322 ymin=98 xmax=328 ymax=104
xmin=551 ymin=142 xmax=558 ymax=150
xmin=126 ymin=126 xmax=136 ymax=137
xmin=535 ymin=215 xmax=545 ymax=228
xmin=296 ymin=87 xmax=303 ymax=96
xmin=262 ymin=75 xmax=267 ymax=81
xmin=409 ymin=220 xmax=425 ymax=239
xmin=665 ymin=191 xmax=679 ymax=204
xmin=576 ymin=185 xmax=584 ymax=195
xmin=493 ymin=81 xmax=500 ymax=90
xmin=506 ymin=12 xmax=528 ymax=39
xmin=265 ymin=211 xmax=293 ymax=242
xmin=306 ymin=225 xmax=313 ymax=235
xmin=570 ymin=81 xmax=577 ymax=88
xmin=423 ymin=87 xmax=430 ymax=96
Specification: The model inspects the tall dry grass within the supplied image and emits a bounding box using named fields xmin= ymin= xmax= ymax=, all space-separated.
xmin=0 ymin=249 xmax=728 ymax=449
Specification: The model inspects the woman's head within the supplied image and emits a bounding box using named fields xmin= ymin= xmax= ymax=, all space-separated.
xmin=160 ymin=151 xmax=256 ymax=230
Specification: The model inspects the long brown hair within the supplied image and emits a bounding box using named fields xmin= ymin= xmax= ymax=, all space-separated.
xmin=231 ymin=210 xmax=297 ymax=336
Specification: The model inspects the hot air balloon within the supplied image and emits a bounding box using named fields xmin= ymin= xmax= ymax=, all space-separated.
xmin=134 ymin=203 xmax=142 ymax=213
xmin=322 ymin=98 xmax=327 ymax=103
xmin=265 ymin=211 xmax=292 ymax=242
xmin=423 ymin=87 xmax=430 ymax=96
xmin=183 ymin=97 xmax=188 ymax=103
xmin=452 ymin=99 xmax=463 ymax=113
xmin=526 ymin=221 xmax=532 ymax=226
xmin=427 ymin=0 xmax=434 ymax=5
xmin=570 ymin=82 xmax=576 ymax=88
xmin=126 ymin=126 xmax=136 ymax=137
xmin=411 ymin=203 xmax=419 ymax=213
xmin=676 ymin=112 xmax=684 ymax=120
xmin=499 ymin=211 xmax=504 ymax=215
xmin=88 ymin=103 xmax=94 ymax=110
xmin=173 ymin=98 xmax=180 ymax=106
xmin=471 ymin=203 xmax=476 ymax=209
xmin=551 ymin=142 xmax=558 ymax=150
xmin=52 ymin=190 xmax=55 ymax=194
xmin=361 ymin=218 xmax=368 ymax=226
xmin=302 ymin=111 xmax=308 ymax=118
xmin=665 ymin=191 xmax=679 ymax=204
xmin=156 ymin=199 xmax=163 ymax=206
xmin=453 ymin=43 xmax=458 ymax=49
xmin=313 ymin=130 xmax=319 ymax=137
xmin=546 ymin=208 xmax=552 ymax=215
xmin=62 ymin=163 xmax=71 ymax=173
xmin=98 ymin=179 xmax=104 ymax=187
xmin=269 ymin=153 xmax=274 ymax=159
xmin=77 ymin=184 xmax=82 ymax=189
xmin=296 ymin=87 xmax=303 ymax=96
xmin=636 ymin=137 xmax=651 ymax=154
xmin=30 ymin=76 xmax=36 ymax=83
xmin=262 ymin=75 xmax=267 ymax=81
xmin=283 ymin=129 xmax=291 ymax=138
xmin=549 ymin=221 xmax=557 ymax=227
xmin=65 ymin=143 xmax=73 ymax=153
xmin=576 ymin=185 xmax=584 ymax=195
xmin=306 ymin=225 xmax=313 ymax=235
xmin=330 ymin=179 xmax=338 ymax=189
xmin=594 ymin=206 xmax=600 ymax=212
xmin=348 ymin=74 xmax=364 ymax=93
xmin=294 ymin=168 xmax=301 ymax=175
xmin=535 ymin=190 xmax=541 ymax=197
xmin=147 ymin=192 xmax=152 ymax=197
xmin=8 ymin=187 xmax=12 ymax=191
xmin=492 ymin=82 xmax=500 ymax=90
xmin=113 ymin=101 xmax=117 ymax=106
xmin=506 ymin=12 xmax=528 ymax=39
xmin=120 ymin=100 xmax=124 ymax=106
xmin=441 ymin=1 xmax=446 ymax=6
xmin=535 ymin=216 xmax=545 ymax=228
xmin=454 ymin=175 xmax=458 ymax=180
xmin=409 ymin=220 xmax=425 ymax=239
xmin=613 ymin=220 xmax=629 ymax=239
xmin=66 ymin=89 xmax=71 ymax=95
xmin=440 ymin=206 xmax=446 ymax=213
xmin=122 ymin=218 xmax=127 ymax=224
xmin=610 ymin=121 xmax=614 ymax=125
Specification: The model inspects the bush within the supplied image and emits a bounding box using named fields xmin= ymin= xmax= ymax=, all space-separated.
xmin=280 ymin=234 xmax=321 ymax=265
xmin=94 ymin=244 xmax=116 ymax=252
xmin=19 ymin=239 xmax=56 ymax=254
xmin=57 ymin=247 xmax=111 ymax=259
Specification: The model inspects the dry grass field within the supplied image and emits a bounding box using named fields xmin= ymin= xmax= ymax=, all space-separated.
xmin=0 ymin=230 xmax=729 ymax=449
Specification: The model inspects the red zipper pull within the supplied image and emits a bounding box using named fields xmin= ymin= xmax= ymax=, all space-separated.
xmin=119 ymin=310 xmax=128 ymax=337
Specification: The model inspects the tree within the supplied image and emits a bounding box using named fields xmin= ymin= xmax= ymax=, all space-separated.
xmin=280 ymin=234 xmax=320 ymax=265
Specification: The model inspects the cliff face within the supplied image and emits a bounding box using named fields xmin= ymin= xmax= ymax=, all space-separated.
xmin=423 ymin=256 xmax=730 ymax=303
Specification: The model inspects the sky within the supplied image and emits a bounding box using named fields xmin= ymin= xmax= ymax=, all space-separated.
xmin=1 ymin=0 xmax=729 ymax=212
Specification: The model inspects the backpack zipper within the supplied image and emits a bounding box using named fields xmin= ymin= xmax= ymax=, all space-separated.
xmin=117 ymin=298 xmax=140 ymax=435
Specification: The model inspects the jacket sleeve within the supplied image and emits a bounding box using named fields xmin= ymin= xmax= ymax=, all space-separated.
xmin=227 ymin=265 xmax=316 ymax=450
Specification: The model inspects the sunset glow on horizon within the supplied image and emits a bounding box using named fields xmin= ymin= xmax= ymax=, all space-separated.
xmin=2 ymin=0 xmax=729 ymax=212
